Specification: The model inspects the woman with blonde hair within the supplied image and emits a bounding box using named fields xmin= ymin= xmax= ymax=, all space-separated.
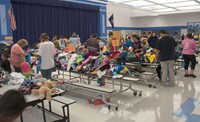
xmin=10 ymin=39 xmax=28 ymax=72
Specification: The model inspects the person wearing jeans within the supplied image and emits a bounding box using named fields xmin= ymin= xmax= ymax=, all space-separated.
xmin=181 ymin=33 xmax=197 ymax=78
xmin=155 ymin=30 xmax=177 ymax=87
xmin=34 ymin=33 xmax=56 ymax=80
xmin=160 ymin=60 xmax=175 ymax=85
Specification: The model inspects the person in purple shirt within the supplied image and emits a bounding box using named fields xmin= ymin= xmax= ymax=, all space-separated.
xmin=132 ymin=34 xmax=142 ymax=52
xmin=181 ymin=33 xmax=197 ymax=78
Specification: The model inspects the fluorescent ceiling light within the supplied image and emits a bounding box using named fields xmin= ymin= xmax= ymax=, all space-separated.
xmin=141 ymin=5 xmax=167 ymax=10
xmin=165 ymin=1 xmax=198 ymax=7
xmin=148 ymin=0 xmax=188 ymax=4
xmin=124 ymin=1 xmax=154 ymax=7
xmin=107 ymin=0 xmax=131 ymax=3
xmin=178 ymin=5 xmax=200 ymax=10
xmin=155 ymin=8 xmax=176 ymax=12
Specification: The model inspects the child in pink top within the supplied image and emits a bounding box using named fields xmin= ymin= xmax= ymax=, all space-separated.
xmin=20 ymin=56 xmax=31 ymax=78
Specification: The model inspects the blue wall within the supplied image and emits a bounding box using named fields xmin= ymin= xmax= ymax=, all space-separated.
xmin=0 ymin=0 xmax=12 ymax=42
xmin=107 ymin=26 xmax=187 ymax=31
xmin=0 ymin=0 xmax=107 ymax=42
xmin=62 ymin=0 xmax=107 ymax=38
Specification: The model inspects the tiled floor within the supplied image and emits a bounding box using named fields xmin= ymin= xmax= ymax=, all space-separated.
xmin=15 ymin=58 xmax=200 ymax=122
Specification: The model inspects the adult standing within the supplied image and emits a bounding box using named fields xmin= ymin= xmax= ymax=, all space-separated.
xmin=106 ymin=31 xmax=114 ymax=52
xmin=34 ymin=33 xmax=56 ymax=80
xmin=155 ymin=30 xmax=177 ymax=87
xmin=10 ymin=39 xmax=28 ymax=72
xmin=148 ymin=32 xmax=159 ymax=48
xmin=181 ymin=33 xmax=197 ymax=78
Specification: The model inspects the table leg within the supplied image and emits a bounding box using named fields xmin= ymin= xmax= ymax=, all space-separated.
xmin=41 ymin=101 xmax=46 ymax=122
xmin=20 ymin=113 xmax=23 ymax=122
xmin=49 ymin=101 xmax=52 ymax=112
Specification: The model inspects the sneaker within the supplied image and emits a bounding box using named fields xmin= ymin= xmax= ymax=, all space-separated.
xmin=190 ymin=74 xmax=196 ymax=78
xmin=184 ymin=74 xmax=190 ymax=77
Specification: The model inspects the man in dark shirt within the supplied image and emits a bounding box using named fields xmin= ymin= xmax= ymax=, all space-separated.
xmin=155 ymin=30 xmax=177 ymax=87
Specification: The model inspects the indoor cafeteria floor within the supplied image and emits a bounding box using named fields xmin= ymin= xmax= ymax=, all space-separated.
xmin=14 ymin=58 xmax=200 ymax=122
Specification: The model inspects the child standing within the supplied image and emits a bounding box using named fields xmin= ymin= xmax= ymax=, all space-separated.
xmin=20 ymin=56 xmax=31 ymax=78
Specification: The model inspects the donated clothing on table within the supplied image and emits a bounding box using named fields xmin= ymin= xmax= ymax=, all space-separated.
xmin=10 ymin=44 xmax=25 ymax=67
xmin=181 ymin=38 xmax=197 ymax=55
xmin=38 ymin=41 xmax=56 ymax=70
xmin=69 ymin=38 xmax=78 ymax=47
xmin=156 ymin=36 xmax=177 ymax=61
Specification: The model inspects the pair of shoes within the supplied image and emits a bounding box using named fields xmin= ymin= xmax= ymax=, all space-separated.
xmin=190 ymin=74 xmax=196 ymax=78
xmin=184 ymin=74 xmax=190 ymax=77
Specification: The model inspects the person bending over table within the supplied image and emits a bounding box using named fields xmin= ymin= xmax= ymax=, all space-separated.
xmin=10 ymin=39 xmax=28 ymax=72
xmin=0 ymin=90 xmax=26 ymax=122
xmin=33 ymin=33 xmax=56 ymax=80
xmin=84 ymin=33 xmax=100 ymax=57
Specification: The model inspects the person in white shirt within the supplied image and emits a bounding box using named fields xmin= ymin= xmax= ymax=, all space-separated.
xmin=34 ymin=33 xmax=56 ymax=79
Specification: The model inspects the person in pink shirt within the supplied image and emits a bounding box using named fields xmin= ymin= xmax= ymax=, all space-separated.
xmin=181 ymin=33 xmax=197 ymax=78
xmin=20 ymin=56 xmax=31 ymax=78
xmin=10 ymin=39 xmax=28 ymax=72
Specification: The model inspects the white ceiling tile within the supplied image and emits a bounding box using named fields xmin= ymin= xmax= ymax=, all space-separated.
xmin=178 ymin=5 xmax=200 ymax=10
xmin=154 ymin=8 xmax=176 ymax=12
xmin=141 ymin=5 xmax=167 ymax=10
xmin=124 ymin=1 xmax=154 ymax=7
xmin=107 ymin=0 xmax=200 ymax=15
xmin=165 ymin=1 xmax=199 ymax=7
xmin=106 ymin=0 xmax=131 ymax=3
xmin=148 ymin=0 xmax=189 ymax=4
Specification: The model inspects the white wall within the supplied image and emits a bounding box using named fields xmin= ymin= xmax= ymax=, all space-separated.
xmin=120 ymin=30 xmax=141 ymax=36
xmin=132 ymin=12 xmax=200 ymax=27
xmin=107 ymin=3 xmax=133 ymax=27
xmin=107 ymin=3 xmax=200 ymax=28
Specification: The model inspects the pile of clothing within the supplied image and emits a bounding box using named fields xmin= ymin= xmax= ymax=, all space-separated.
xmin=55 ymin=50 xmax=131 ymax=86
xmin=18 ymin=75 xmax=47 ymax=95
